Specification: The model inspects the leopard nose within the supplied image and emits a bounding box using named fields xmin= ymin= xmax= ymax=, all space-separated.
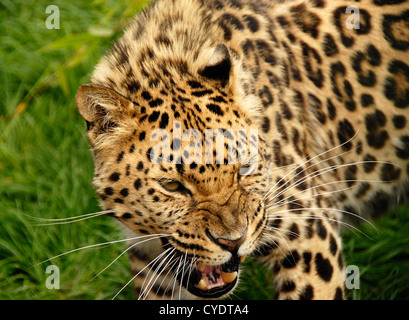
xmin=206 ymin=227 xmax=247 ymax=253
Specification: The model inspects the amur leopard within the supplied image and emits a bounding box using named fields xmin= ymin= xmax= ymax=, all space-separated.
xmin=75 ymin=0 xmax=409 ymax=299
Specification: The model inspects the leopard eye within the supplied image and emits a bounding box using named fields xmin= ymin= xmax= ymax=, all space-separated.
xmin=160 ymin=180 xmax=192 ymax=196
xmin=162 ymin=181 xmax=181 ymax=191
xmin=238 ymin=165 xmax=255 ymax=177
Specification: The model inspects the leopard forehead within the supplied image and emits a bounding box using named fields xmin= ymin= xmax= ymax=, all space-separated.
xmin=90 ymin=0 xmax=263 ymax=122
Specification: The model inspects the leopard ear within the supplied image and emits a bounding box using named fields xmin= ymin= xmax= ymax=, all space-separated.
xmin=76 ymin=84 xmax=133 ymax=139
xmin=199 ymin=43 xmax=232 ymax=84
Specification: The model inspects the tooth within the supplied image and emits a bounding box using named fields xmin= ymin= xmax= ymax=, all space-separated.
xmin=198 ymin=278 xmax=207 ymax=290
xmin=197 ymin=262 xmax=206 ymax=272
xmin=221 ymin=271 xmax=237 ymax=284
xmin=240 ymin=255 xmax=247 ymax=263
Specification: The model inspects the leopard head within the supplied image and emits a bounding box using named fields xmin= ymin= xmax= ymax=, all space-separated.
xmin=76 ymin=43 xmax=270 ymax=298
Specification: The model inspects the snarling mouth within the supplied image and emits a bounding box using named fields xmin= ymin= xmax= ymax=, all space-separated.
xmin=176 ymin=254 xmax=245 ymax=299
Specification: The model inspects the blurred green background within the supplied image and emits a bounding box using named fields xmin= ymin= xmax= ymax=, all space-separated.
xmin=0 ymin=0 xmax=408 ymax=300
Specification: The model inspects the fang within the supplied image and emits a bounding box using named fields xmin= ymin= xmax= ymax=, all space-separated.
xmin=221 ymin=271 xmax=237 ymax=284
xmin=197 ymin=262 xmax=206 ymax=272
xmin=198 ymin=278 xmax=207 ymax=290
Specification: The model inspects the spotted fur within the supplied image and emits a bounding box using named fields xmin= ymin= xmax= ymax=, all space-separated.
xmin=76 ymin=0 xmax=409 ymax=299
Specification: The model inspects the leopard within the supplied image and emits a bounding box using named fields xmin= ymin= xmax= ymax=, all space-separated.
xmin=75 ymin=0 xmax=409 ymax=300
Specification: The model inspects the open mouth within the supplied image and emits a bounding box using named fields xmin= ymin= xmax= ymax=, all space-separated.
xmin=176 ymin=254 xmax=245 ymax=299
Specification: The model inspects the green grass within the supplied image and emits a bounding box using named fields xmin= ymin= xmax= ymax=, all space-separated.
xmin=0 ymin=0 xmax=148 ymax=300
xmin=342 ymin=207 xmax=409 ymax=300
xmin=1 ymin=0 xmax=408 ymax=300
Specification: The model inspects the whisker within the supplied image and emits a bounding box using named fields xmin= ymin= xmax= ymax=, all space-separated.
xmin=159 ymin=255 xmax=182 ymax=300
xmin=271 ymin=178 xmax=385 ymax=209
xmin=171 ymin=256 xmax=184 ymax=300
xmin=34 ymin=233 xmax=170 ymax=268
xmin=266 ymin=160 xmax=390 ymax=204
xmin=23 ymin=210 xmax=114 ymax=222
xmin=178 ymin=250 xmax=188 ymax=300
xmin=184 ymin=253 xmax=197 ymax=298
xmin=112 ymin=247 xmax=173 ymax=300
xmin=264 ymin=225 xmax=299 ymax=239
xmin=266 ymin=213 xmax=374 ymax=240
xmin=139 ymin=248 xmax=176 ymax=300
xmin=272 ymin=184 xmax=356 ymax=209
xmin=24 ymin=210 xmax=114 ymax=226
xmin=267 ymin=205 xmax=376 ymax=230
xmin=265 ymin=166 xmax=387 ymax=228
xmin=91 ymin=234 xmax=168 ymax=282
xmin=257 ymin=232 xmax=289 ymax=259
xmin=277 ymin=148 xmax=356 ymax=194
xmin=150 ymin=251 xmax=180 ymax=300
xmin=263 ymin=132 xmax=360 ymax=201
